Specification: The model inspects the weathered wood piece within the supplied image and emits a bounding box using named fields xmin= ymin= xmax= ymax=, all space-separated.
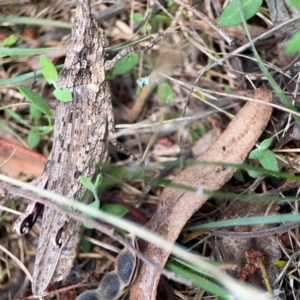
xmin=130 ymin=85 xmax=274 ymax=299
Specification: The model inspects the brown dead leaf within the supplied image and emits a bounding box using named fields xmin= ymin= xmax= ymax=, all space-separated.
xmin=130 ymin=85 xmax=273 ymax=300
xmin=0 ymin=131 xmax=46 ymax=178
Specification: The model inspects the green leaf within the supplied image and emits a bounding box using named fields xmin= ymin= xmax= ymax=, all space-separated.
xmin=233 ymin=169 xmax=244 ymax=182
xmin=53 ymin=87 xmax=72 ymax=102
xmin=28 ymin=130 xmax=40 ymax=148
xmin=18 ymin=85 xmax=51 ymax=116
xmin=40 ymin=55 xmax=58 ymax=85
xmin=247 ymin=169 xmax=261 ymax=178
xmin=102 ymin=204 xmax=129 ymax=218
xmin=30 ymin=104 xmax=42 ymax=121
xmin=106 ymin=70 xmax=114 ymax=80
xmin=113 ymin=53 xmax=139 ymax=76
xmin=80 ymin=237 xmax=91 ymax=252
xmin=94 ymin=173 xmax=103 ymax=189
xmin=259 ymin=150 xmax=279 ymax=172
xmin=1 ymin=35 xmax=18 ymax=47
xmin=219 ymin=0 xmax=263 ymax=26
xmin=167 ymin=0 xmax=174 ymax=8
xmin=149 ymin=19 xmax=158 ymax=33
xmin=83 ymin=200 xmax=100 ymax=229
xmin=224 ymin=86 xmax=232 ymax=94
xmin=157 ymin=82 xmax=174 ymax=103
xmin=259 ymin=138 xmax=273 ymax=150
xmin=288 ymin=0 xmax=300 ymax=11
xmin=80 ymin=176 xmax=95 ymax=192
xmin=154 ymin=14 xmax=170 ymax=25
xmin=133 ymin=13 xmax=144 ymax=23
xmin=284 ymin=31 xmax=300 ymax=54
xmin=274 ymin=260 xmax=287 ymax=268
xmin=248 ymin=148 xmax=263 ymax=159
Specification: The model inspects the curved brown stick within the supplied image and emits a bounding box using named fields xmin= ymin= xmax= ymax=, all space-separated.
xmin=130 ymin=85 xmax=273 ymax=300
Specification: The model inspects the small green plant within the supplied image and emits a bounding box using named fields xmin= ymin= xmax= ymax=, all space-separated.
xmin=16 ymin=55 xmax=74 ymax=148
xmin=157 ymin=82 xmax=174 ymax=103
xmin=39 ymin=55 xmax=72 ymax=102
xmin=219 ymin=0 xmax=262 ymax=26
xmin=80 ymin=173 xmax=129 ymax=229
xmin=248 ymin=138 xmax=279 ymax=178
xmin=19 ymin=55 xmax=72 ymax=107
xmin=0 ymin=35 xmax=18 ymax=47
xmin=109 ymin=53 xmax=139 ymax=77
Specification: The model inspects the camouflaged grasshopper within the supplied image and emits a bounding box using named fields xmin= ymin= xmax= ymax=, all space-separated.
xmin=14 ymin=0 xmax=163 ymax=296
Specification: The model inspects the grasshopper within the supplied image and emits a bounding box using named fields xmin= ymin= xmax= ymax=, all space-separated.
xmin=14 ymin=0 xmax=163 ymax=296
